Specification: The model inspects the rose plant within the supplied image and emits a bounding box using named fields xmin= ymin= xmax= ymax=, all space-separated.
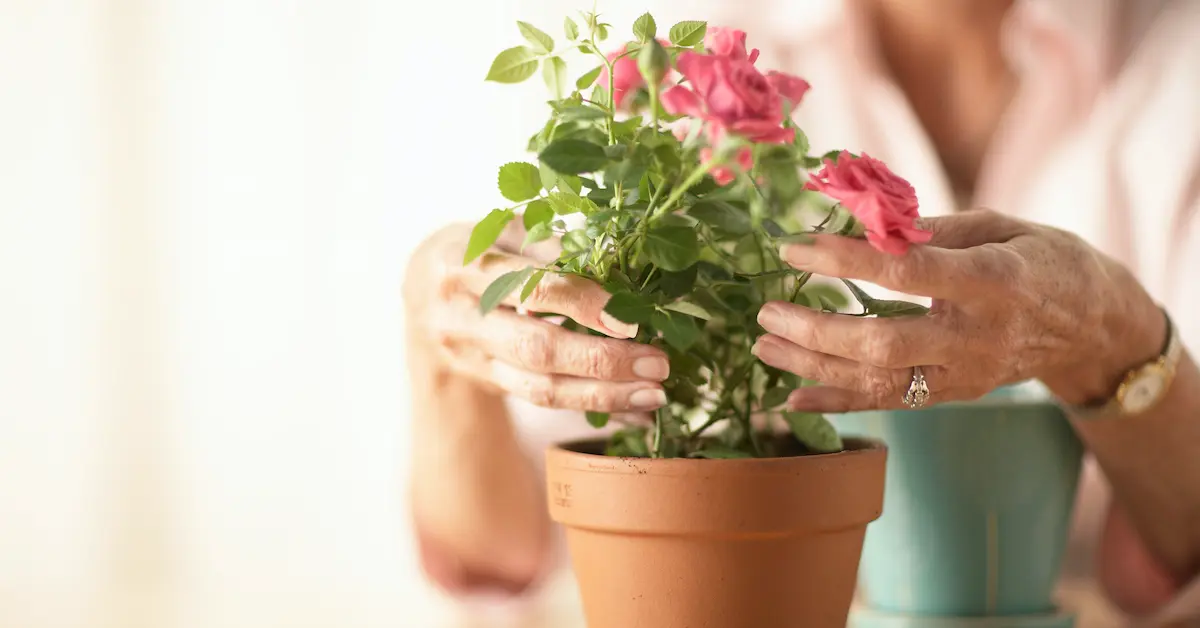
xmin=468 ymin=9 xmax=931 ymax=459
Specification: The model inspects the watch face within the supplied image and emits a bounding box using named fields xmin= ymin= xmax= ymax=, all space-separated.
xmin=1122 ymin=371 xmax=1166 ymax=414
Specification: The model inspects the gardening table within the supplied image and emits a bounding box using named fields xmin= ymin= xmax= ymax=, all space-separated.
xmin=445 ymin=572 xmax=1130 ymax=628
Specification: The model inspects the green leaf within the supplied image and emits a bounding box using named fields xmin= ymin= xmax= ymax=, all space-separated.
xmin=517 ymin=21 xmax=553 ymax=54
xmin=784 ymin=412 xmax=843 ymax=453
xmin=652 ymin=310 xmax=700 ymax=351
xmin=668 ymin=20 xmax=707 ymax=47
xmin=557 ymin=174 xmax=583 ymax=195
xmin=691 ymin=444 xmax=751 ymax=459
xmin=539 ymin=139 xmax=609 ymax=174
xmin=586 ymin=411 xmax=610 ymax=428
xmin=645 ymin=225 xmax=700 ymax=271
xmin=486 ymin=46 xmax=539 ymax=84
xmin=603 ymin=292 xmax=655 ymax=325
xmin=633 ymin=12 xmax=657 ymax=42
xmin=657 ymin=266 xmax=697 ymax=299
xmin=542 ymin=56 xmax=568 ymax=98
xmin=817 ymin=295 xmax=839 ymax=312
xmin=546 ymin=190 xmax=599 ymax=216
xmin=538 ymin=161 xmax=557 ymax=190
xmin=606 ymin=427 xmax=649 ymax=457
xmin=480 ymin=267 xmax=534 ymax=314
xmin=523 ymin=199 xmax=553 ymax=230
xmin=762 ymin=387 xmax=792 ymax=409
xmin=497 ymin=162 xmax=542 ymax=202
xmin=522 ymin=221 xmax=554 ymax=251
xmin=841 ymin=279 xmax=874 ymax=309
xmin=558 ymin=105 xmax=607 ymax=121
xmin=564 ymin=16 xmax=579 ymax=41
xmin=663 ymin=301 xmax=712 ymax=320
xmin=561 ymin=229 xmax=592 ymax=254
xmin=590 ymin=85 xmax=611 ymax=109
xmin=869 ymin=299 xmax=931 ymax=317
xmin=596 ymin=23 xmax=609 ymax=41
xmin=520 ymin=268 xmax=547 ymax=303
xmin=688 ymin=200 xmax=751 ymax=235
xmin=464 ymin=209 xmax=515 ymax=264
xmin=794 ymin=128 xmax=811 ymax=155
xmin=576 ymin=65 xmax=603 ymax=90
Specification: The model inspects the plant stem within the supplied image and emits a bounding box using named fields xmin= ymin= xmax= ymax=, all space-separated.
xmin=651 ymin=162 xmax=715 ymax=220
xmin=652 ymin=407 xmax=666 ymax=458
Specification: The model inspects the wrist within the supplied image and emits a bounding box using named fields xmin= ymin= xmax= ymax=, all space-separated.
xmin=1047 ymin=294 xmax=1167 ymax=406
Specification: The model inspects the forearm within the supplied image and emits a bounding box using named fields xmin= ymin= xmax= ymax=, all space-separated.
xmin=1068 ymin=351 xmax=1200 ymax=589
xmin=406 ymin=335 xmax=551 ymax=586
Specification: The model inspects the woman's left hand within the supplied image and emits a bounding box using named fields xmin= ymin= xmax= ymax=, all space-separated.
xmin=752 ymin=209 xmax=1168 ymax=412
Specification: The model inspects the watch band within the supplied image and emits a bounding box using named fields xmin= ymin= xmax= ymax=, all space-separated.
xmin=1068 ymin=309 xmax=1181 ymax=419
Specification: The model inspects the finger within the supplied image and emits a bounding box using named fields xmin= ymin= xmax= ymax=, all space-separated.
xmin=779 ymin=234 xmax=1017 ymax=300
xmin=490 ymin=360 xmax=668 ymax=412
xmin=756 ymin=302 xmax=951 ymax=367
xmin=436 ymin=298 xmax=669 ymax=381
xmin=495 ymin=217 xmax=562 ymax=263
xmin=918 ymin=208 xmax=1031 ymax=250
xmin=455 ymin=249 xmax=638 ymax=339
xmin=785 ymin=385 xmax=986 ymax=413
xmin=751 ymin=334 xmax=941 ymax=400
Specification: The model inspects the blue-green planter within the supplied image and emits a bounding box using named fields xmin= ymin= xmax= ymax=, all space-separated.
xmin=833 ymin=387 xmax=1084 ymax=617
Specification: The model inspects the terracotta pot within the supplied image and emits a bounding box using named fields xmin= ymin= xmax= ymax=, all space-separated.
xmin=546 ymin=436 xmax=887 ymax=628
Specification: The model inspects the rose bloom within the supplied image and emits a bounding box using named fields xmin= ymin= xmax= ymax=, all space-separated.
xmin=700 ymin=146 xmax=754 ymax=186
xmin=805 ymin=152 xmax=933 ymax=254
xmin=704 ymin=26 xmax=760 ymax=63
xmin=661 ymin=29 xmax=809 ymax=145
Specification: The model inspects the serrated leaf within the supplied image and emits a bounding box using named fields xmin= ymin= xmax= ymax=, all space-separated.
xmin=576 ymin=65 xmax=603 ymax=90
xmin=480 ymin=267 xmax=534 ymax=314
xmin=603 ymin=292 xmax=655 ymax=325
xmin=762 ymin=387 xmax=792 ymax=409
xmin=784 ymin=412 xmax=843 ymax=453
xmin=539 ymin=138 xmax=608 ymax=174
xmin=586 ymin=411 xmax=610 ymax=428
xmin=558 ymin=105 xmax=607 ymax=121
xmin=668 ymin=20 xmax=707 ymax=47
xmin=564 ymin=16 xmax=579 ymax=41
xmin=841 ymin=279 xmax=874 ymax=308
xmin=658 ymin=266 xmax=697 ymax=299
xmin=596 ymin=23 xmax=609 ymax=41
xmin=522 ymin=221 xmax=554 ymax=251
xmin=691 ymin=444 xmax=751 ymax=459
xmin=644 ymin=225 xmax=700 ymax=271
xmin=546 ymin=190 xmax=599 ymax=216
xmin=486 ymin=46 xmax=538 ymax=84
xmin=520 ymin=268 xmax=547 ymax=302
xmin=542 ymin=56 xmax=568 ymax=98
xmin=538 ymin=161 xmax=557 ymax=190
xmin=590 ymin=85 xmax=610 ymax=109
xmin=497 ymin=162 xmax=542 ymax=202
xmin=464 ymin=209 xmax=515 ymax=264
xmin=663 ymin=301 xmax=712 ymax=320
xmin=517 ymin=21 xmax=553 ymax=54
xmin=794 ymin=128 xmax=811 ymax=155
xmin=523 ymin=199 xmax=553 ymax=230
xmin=651 ymin=310 xmax=700 ymax=351
xmin=633 ymin=12 xmax=656 ymax=42
xmin=688 ymin=200 xmax=751 ymax=235
xmin=869 ymin=299 xmax=930 ymax=317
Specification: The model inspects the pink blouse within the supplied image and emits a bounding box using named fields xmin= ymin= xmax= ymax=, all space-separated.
xmin=429 ymin=0 xmax=1200 ymax=624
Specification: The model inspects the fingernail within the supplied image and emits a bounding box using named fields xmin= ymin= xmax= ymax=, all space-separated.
xmin=751 ymin=336 xmax=781 ymax=361
xmin=632 ymin=356 xmax=670 ymax=380
xmin=757 ymin=303 xmax=782 ymax=329
xmin=599 ymin=311 xmax=638 ymax=339
xmin=629 ymin=388 xmax=667 ymax=410
xmin=780 ymin=243 xmax=815 ymax=267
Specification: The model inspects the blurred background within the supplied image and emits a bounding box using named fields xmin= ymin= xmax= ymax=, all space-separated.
xmin=0 ymin=1 xmax=766 ymax=626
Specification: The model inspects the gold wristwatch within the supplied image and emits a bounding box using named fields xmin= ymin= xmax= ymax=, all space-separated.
xmin=1070 ymin=310 xmax=1182 ymax=418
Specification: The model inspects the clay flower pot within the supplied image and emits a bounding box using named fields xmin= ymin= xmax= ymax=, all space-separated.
xmin=545 ymin=436 xmax=887 ymax=628
xmin=834 ymin=389 xmax=1084 ymax=624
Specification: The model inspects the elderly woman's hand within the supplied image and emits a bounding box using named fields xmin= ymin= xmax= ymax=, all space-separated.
xmin=752 ymin=209 xmax=1167 ymax=412
xmin=403 ymin=223 xmax=670 ymax=413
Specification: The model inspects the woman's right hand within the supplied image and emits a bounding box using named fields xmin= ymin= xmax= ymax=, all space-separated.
xmin=403 ymin=222 xmax=670 ymax=413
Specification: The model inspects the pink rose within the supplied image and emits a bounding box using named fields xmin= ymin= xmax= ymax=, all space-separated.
xmin=704 ymin=27 xmax=760 ymax=64
xmin=701 ymin=146 xmax=754 ymax=186
xmin=661 ymin=50 xmax=808 ymax=145
xmin=805 ymin=152 xmax=933 ymax=255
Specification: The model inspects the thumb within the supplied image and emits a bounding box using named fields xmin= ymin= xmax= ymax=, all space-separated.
xmin=916 ymin=208 xmax=1031 ymax=250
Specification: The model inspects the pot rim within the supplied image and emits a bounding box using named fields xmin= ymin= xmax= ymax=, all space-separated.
xmin=548 ymin=435 xmax=885 ymax=475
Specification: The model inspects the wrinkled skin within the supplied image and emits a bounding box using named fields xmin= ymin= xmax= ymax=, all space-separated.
xmin=403 ymin=222 xmax=670 ymax=414
xmin=751 ymin=208 xmax=1165 ymax=411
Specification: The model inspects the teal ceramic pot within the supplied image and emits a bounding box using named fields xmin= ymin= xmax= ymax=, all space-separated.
xmin=833 ymin=387 xmax=1085 ymax=616
xmin=850 ymin=607 xmax=1076 ymax=628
